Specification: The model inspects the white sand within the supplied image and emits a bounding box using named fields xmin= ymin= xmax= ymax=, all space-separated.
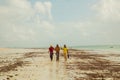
xmin=0 ymin=48 xmax=70 ymax=80
xmin=0 ymin=48 xmax=120 ymax=80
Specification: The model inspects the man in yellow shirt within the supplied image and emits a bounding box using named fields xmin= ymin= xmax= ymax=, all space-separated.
xmin=63 ymin=45 xmax=68 ymax=61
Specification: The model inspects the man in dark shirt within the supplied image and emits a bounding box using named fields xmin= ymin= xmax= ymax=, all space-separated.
xmin=55 ymin=44 xmax=60 ymax=61
xmin=49 ymin=45 xmax=54 ymax=61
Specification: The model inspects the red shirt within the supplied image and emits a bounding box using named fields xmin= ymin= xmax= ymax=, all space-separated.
xmin=49 ymin=47 xmax=54 ymax=53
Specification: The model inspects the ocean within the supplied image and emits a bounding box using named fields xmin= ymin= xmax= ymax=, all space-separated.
xmin=72 ymin=45 xmax=120 ymax=51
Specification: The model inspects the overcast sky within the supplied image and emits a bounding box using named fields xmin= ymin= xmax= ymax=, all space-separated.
xmin=0 ymin=0 xmax=120 ymax=48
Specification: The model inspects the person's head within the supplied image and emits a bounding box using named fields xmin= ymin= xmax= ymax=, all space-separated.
xmin=50 ymin=45 xmax=52 ymax=47
xmin=56 ymin=44 xmax=59 ymax=47
xmin=64 ymin=44 xmax=66 ymax=48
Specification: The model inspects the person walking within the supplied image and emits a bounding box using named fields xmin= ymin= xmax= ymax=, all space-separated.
xmin=49 ymin=45 xmax=54 ymax=61
xmin=62 ymin=44 xmax=69 ymax=61
xmin=55 ymin=44 xmax=60 ymax=61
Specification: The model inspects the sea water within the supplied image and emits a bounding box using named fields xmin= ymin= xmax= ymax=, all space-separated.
xmin=72 ymin=45 xmax=120 ymax=51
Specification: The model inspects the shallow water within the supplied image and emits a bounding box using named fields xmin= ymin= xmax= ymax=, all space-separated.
xmin=73 ymin=45 xmax=120 ymax=51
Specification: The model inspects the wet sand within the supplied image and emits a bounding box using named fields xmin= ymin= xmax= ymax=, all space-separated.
xmin=0 ymin=48 xmax=120 ymax=80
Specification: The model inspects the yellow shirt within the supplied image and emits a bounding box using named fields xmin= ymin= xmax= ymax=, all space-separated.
xmin=63 ymin=48 xmax=68 ymax=54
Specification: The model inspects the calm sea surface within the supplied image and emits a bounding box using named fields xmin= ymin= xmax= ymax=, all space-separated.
xmin=72 ymin=45 xmax=120 ymax=51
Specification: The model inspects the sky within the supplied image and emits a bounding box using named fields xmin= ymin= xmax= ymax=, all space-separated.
xmin=0 ymin=0 xmax=120 ymax=48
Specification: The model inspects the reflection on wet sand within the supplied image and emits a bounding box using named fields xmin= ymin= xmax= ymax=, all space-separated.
xmin=48 ymin=61 xmax=68 ymax=80
xmin=49 ymin=62 xmax=53 ymax=80
xmin=49 ymin=61 xmax=59 ymax=80
xmin=63 ymin=61 xmax=68 ymax=80
xmin=56 ymin=62 xmax=60 ymax=80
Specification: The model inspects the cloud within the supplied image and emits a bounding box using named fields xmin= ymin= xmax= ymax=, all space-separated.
xmin=9 ymin=0 xmax=31 ymax=9
xmin=0 ymin=0 xmax=120 ymax=47
xmin=44 ymin=1 xmax=52 ymax=19
xmin=0 ymin=0 xmax=54 ymax=47
xmin=34 ymin=2 xmax=46 ymax=14
xmin=92 ymin=0 xmax=120 ymax=22
xmin=56 ymin=0 xmax=120 ymax=45
xmin=34 ymin=1 xmax=52 ymax=20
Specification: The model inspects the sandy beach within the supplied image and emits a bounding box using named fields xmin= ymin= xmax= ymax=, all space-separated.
xmin=0 ymin=48 xmax=120 ymax=80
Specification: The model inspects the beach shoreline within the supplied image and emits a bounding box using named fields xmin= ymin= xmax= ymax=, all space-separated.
xmin=0 ymin=48 xmax=120 ymax=80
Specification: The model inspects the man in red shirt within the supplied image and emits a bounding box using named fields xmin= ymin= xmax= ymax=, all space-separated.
xmin=49 ymin=45 xmax=54 ymax=61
